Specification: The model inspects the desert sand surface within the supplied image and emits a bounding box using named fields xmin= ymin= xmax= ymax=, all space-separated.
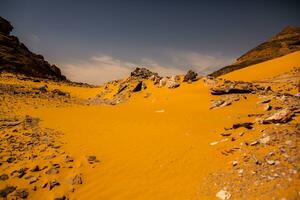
xmin=1 ymin=52 xmax=300 ymax=200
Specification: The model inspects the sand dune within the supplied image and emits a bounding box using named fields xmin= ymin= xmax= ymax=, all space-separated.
xmin=221 ymin=51 xmax=300 ymax=81
xmin=1 ymin=52 xmax=299 ymax=199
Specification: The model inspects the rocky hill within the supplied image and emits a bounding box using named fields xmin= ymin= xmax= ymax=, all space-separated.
xmin=0 ymin=17 xmax=66 ymax=80
xmin=210 ymin=26 xmax=300 ymax=77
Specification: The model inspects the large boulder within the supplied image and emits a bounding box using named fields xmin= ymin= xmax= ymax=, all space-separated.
xmin=0 ymin=16 xmax=66 ymax=81
xmin=0 ymin=17 xmax=13 ymax=35
xmin=130 ymin=67 xmax=160 ymax=80
xmin=183 ymin=70 xmax=198 ymax=82
xmin=159 ymin=76 xmax=180 ymax=89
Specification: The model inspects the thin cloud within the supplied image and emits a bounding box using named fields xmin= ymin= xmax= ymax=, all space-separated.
xmin=60 ymin=51 xmax=234 ymax=85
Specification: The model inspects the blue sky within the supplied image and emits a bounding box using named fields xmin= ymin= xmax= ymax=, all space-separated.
xmin=1 ymin=0 xmax=299 ymax=84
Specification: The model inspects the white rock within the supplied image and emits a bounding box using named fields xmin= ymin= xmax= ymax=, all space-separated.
xmin=159 ymin=77 xmax=168 ymax=87
xmin=166 ymin=76 xmax=180 ymax=89
xmin=232 ymin=161 xmax=238 ymax=166
xmin=259 ymin=136 xmax=270 ymax=144
xmin=210 ymin=141 xmax=219 ymax=146
xmin=216 ymin=189 xmax=231 ymax=200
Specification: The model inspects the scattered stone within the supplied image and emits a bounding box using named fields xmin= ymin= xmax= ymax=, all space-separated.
xmin=221 ymin=133 xmax=231 ymax=137
xmin=31 ymin=165 xmax=40 ymax=172
xmin=132 ymin=81 xmax=143 ymax=92
xmin=259 ymin=99 xmax=271 ymax=104
xmin=38 ymin=86 xmax=48 ymax=93
xmin=17 ymin=168 xmax=28 ymax=178
xmin=259 ymin=136 xmax=270 ymax=144
xmin=237 ymin=169 xmax=244 ymax=176
xmin=7 ymin=157 xmax=16 ymax=163
xmin=45 ymin=167 xmax=59 ymax=175
xmin=41 ymin=181 xmax=48 ymax=188
xmin=210 ymin=141 xmax=219 ymax=146
xmin=65 ymin=155 xmax=74 ymax=163
xmin=28 ymin=176 xmax=38 ymax=184
xmin=49 ymin=180 xmax=60 ymax=190
xmin=54 ymin=195 xmax=67 ymax=200
xmin=250 ymin=141 xmax=259 ymax=146
xmin=14 ymin=188 xmax=29 ymax=199
xmin=159 ymin=77 xmax=168 ymax=87
xmin=264 ymin=104 xmax=272 ymax=111
xmin=166 ymin=76 xmax=180 ymax=89
xmin=0 ymin=186 xmax=16 ymax=198
xmin=87 ymin=155 xmax=99 ymax=164
xmin=71 ymin=174 xmax=83 ymax=185
xmin=52 ymin=89 xmax=68 ymax=96
xmin=183 ymin=70 xmax=198 ymax=82
xmin=117 ymin=84 xmax=127 ymax=94
xmin=216 ymin=189 xmax=231 ymax=200
xmin=232 ymin=161 xmax=238 ymax=167
xmin=266 ymin=159 xmax=276 ymax=165
xmin=232 ymin=122 xmax=254 ymax=129
xmin=0 ymin=174 xmax=9 ymax=181
xmin=210 ymin=99 xmax=225 ymax=109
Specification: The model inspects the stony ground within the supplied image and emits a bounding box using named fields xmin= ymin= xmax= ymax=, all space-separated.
xmin=0 ymin=74 xmax=100 ymax=199
xmin=202 ymin=67 xmax=300 ymax=199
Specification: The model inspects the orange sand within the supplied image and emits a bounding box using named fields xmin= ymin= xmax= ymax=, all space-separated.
xmin=222 ymin=51 xmax=300 ymax=81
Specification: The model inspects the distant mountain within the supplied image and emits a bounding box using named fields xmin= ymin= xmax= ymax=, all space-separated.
xmin=210 ymin=26 xmax=300 ymax=77
xmin=0 ymin=16 xmax=66 ymax=80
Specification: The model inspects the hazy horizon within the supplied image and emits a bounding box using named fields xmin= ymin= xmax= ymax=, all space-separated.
xmin=1 ymin=0 xmax=299 ymax=84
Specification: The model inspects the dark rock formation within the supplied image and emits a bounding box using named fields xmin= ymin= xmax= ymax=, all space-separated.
xmin=0 ymin=17 xmax=13 ymax=35
xmin=0 ymin=16 xmax=66 ymax=80
xmin=132 ymin=81 xmax=143 ymax=92
xmin=130 ymin=67 xmax=160 ymax=80
xmin=183 ymin=70 xmax=198 ymax=82
xmin=210 ymin=26 xmax=300 ymax=77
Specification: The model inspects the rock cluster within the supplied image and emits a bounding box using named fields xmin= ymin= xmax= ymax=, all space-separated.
xmin=130 ymin=67 xmax=161 ymax=82
xmin=0 ymin=115 xmax=88 ymax=199
xmin=159 ymin=75 xmax=181 ymax=89
xmin=204 ymin=68 xmax=300 ymax=199
xmin=0 ymin=16 xmax=66 ymax=80
xmin=183 ymin=70 xmax=198 ymax=82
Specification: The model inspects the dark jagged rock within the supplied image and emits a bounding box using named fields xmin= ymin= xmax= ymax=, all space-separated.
xmin=14 ymin=188 xmax=29 ymax=199
xmin=210 ymin=26 xmax=300 ymax=77
xmin=0 ymin=174 xmax=9 ymax=181
xmin=132 ymin=81 xmax=143 ymax=92
xmin=130 ymin=67 xmax=160 ymax=80
xmin=0 ymin=186 xmax=16 ymax=198
xmin=0 ymin=16 xmax=66 ymax=80
xmin=183 ymin=70 xmax=198 ymax=82
xmin=232 ymin=122 xmax=254 ymax=129
xmin=0 ymin=17 xmax=13 ymax=35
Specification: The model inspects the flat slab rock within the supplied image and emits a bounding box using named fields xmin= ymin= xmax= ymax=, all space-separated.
xmin=262 ymin=108 xmax=294 ymax=124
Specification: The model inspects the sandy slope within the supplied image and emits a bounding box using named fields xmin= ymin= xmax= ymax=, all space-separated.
xmin=1 ymin=52 xmax=299 ymax=200
xmin=23 ymin=81 xmax=260 ymax=199
xmin=221 ymin=51 xmax=300 ymax=81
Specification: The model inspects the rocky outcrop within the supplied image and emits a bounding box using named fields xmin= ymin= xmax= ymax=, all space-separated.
xmin=130 ymin=67 xmax=158 ymax=79
xmin=0 ymin=17 xmax=13 ymax=35
xmin=210 ymin=26 xmax=300 ymax=77
xmin=183 ymin=70 xmax=198 ymax=82
xmin=0 ymin=16 xmax=66 ymax=80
